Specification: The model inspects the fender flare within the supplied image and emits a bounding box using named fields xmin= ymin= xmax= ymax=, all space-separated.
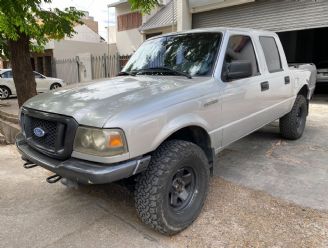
xmin=150 ymin=114 xmax=212 ymax=152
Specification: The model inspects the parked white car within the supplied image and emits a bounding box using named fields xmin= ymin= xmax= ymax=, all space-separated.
xmin=0 ymin=69 xmax=65 ymax=99
xmin=316 ymin=61 xmax=328 ymax=83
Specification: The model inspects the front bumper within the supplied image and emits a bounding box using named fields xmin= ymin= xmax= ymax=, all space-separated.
xmin=16 ymin=133 xmax=151 ymax=184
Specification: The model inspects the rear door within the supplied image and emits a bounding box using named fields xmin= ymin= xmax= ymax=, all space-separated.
xmin=257 ymin=35 xmax=293 ymax=120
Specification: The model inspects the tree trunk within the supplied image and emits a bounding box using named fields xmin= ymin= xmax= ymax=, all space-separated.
xmin=8 ymin=33 xmax=37 ymax=107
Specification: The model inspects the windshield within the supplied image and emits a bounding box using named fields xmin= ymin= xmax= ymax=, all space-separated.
xmin=122 ymin=32 xmax=222 ymax=77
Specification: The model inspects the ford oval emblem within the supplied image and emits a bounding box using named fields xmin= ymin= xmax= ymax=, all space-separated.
xmin=33 ymin=127 xmax=46 ymax=137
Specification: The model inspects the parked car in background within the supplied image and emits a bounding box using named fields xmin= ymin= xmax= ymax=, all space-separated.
xmin=316 ymin=61 xmax=328 ymax=83
xmin=0 ymin=69 xmax=65 ymax=99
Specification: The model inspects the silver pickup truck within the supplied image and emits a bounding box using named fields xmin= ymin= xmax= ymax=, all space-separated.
xmin=16 ymin=27 xmax=315 ymax=235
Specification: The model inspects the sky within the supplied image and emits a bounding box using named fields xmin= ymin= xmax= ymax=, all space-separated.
xmin=42 ymin=0 xmax=118 ymax=41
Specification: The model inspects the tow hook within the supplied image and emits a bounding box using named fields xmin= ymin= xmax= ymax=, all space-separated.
xmin=46 ymin=174 xmax=62 ymax=184
xmin=23 ymin=161 xmax=39 ymax=169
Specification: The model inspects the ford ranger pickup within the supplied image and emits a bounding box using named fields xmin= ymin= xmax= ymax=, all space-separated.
xmin=16 ymin=27 xmax=315 ymax=235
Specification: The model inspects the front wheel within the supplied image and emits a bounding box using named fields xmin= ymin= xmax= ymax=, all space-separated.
xmin=50 ymin=83 xmax=62 ymax=90
xmin=280 ymin=95 xmax=308 ymax=140
xmin=134 ymin=140 xmax=210 ymax=235
xmin=0 ymin=86 xmax=11 ymax=99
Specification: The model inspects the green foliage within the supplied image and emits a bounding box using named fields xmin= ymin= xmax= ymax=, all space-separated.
xmin=0 ymin=0 xmax=84 ymax=54
xmin=128 ymin=0 xmax=159 ymax=14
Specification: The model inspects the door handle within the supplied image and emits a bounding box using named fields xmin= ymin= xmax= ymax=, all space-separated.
xmin=285 ymin=76 xmax=290 ymax=84
xmin=260 ymin=81 xmax=269 ymax=91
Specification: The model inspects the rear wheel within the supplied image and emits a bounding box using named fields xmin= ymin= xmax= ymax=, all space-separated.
xmin=0 ymin=86 xmax=11 ymax=99
xmin=50 ymin=83 xmax=61 ymax=90
xmin=280 ymin=95 xmax=308 ymax=140
xmin=134 ymin=140 xmax=210 ymax=235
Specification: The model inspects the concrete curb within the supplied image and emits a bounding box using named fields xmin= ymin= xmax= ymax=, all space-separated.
xmin=0 ymin=103 xmax=20 ymax=144
xmin=0 ymin=116 xmax=20 ymax=144
xmin=0 ymin=133 xmax=6 ymax=145
xmin=0 ymin=109 xmax=19 ymax=124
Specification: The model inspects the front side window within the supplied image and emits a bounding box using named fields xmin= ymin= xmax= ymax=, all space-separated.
xmin=122 ymin=32 xmax=222 ymax=77
xmin=260 ymin=36 xmax=282 ymax=73
xmin=222 ymin=35 xmax=259 ymax=81
xmin=34 ymin=72 xmax=43 ymax=78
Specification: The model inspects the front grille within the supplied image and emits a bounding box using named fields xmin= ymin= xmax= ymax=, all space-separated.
xmin=21 ymin=108 xmax=78 ymax=160
xmin=29 ymin=117 xmax=58 ymax=149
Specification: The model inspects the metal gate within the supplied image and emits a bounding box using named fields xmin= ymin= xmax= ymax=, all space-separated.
xmin=192 ymin=0 xmax=328 ymax=32
xmin=54 ymin=54 xmax=123 ymax=85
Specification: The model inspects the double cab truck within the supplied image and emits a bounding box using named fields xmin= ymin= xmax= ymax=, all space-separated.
xmin=17 ymin=28 xmax=315 ymax=235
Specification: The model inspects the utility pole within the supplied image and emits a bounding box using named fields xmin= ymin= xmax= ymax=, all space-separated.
xmin=107 ymin=4 xmax=110 ymax=78
xmin=172 ymin=0 xmax=175 ymax=32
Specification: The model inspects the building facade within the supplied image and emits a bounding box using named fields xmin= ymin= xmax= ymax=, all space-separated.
xmin=177 ymin=0 xmax=328 ymax=66
xmin=108 ymin=0 xmax=176 ymax=55
xmin=30 ymin=15 xmax=113 ymax=78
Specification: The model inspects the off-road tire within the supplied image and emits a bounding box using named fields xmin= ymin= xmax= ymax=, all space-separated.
xmin=134 ymin=140 xmax=210 ymax=235
xmin=280 ymin=95 xmax=308 ymax=140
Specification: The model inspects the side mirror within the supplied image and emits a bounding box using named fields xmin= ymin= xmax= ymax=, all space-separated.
xmin=226 ymin=60 xmax=252 ymax=80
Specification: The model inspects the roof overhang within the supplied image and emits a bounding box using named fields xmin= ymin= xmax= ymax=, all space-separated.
xmin=107 ymin=0 xmax=128 ymax=8
xmin=139 ymin=0 xmax=176 ymax=33
xmin=189 ymin=0 xmax=255 ymax=13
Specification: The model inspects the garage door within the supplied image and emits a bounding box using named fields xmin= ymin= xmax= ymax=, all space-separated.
xmin=192 ymin=0 xmax=328 ymax=32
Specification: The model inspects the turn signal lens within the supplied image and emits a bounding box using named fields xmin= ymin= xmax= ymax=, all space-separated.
xmin=108 ymin=133 xmax=124 ymax=148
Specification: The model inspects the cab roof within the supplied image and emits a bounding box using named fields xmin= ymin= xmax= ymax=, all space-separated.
xmin=148 ymin=27 xmax=277 ymax=40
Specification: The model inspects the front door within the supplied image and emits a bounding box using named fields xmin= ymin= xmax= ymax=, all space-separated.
xmin=219 ymin=34 xmax=268 ymax=147
xmin=34 ymin=72 xmax=47 ymax=92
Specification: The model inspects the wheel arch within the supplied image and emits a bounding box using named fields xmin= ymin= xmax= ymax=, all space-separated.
xmin=50 ymin=82 xmax=61 ymax=89
xmin=297 ymin=84 xmax=311 ymax=115
xmin=297 ymin=84 xmax=310 ymax=100
xmin=0 ymin=85 xmax=12 ymax=96
xmin=154 ymin=125 xmax=215 ymax=166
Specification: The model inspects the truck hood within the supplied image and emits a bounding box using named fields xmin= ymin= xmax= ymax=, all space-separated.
xmin=24 ymin=76 xmax=206 ymax=127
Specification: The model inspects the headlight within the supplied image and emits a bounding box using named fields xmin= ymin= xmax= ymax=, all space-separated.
xmin=73 ymin=127 xmax=128 ymax=157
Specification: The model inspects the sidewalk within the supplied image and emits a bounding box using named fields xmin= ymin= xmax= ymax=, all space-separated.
xmin=0 ymin=98 xmax=19 ymax=116
xmin=0 ymin=98 xmax=20 ymax=144
xmin=1 ymin=145 xmax=327 ymax=247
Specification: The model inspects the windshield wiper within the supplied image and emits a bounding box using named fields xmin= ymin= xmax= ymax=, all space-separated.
xmin=117 ymin=71 xmax=135 ymax=76
xmin=132 ymin=67 xmax=192 ymax=79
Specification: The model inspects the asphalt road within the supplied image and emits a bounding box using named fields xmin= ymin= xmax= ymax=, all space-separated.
xmin=0 ymin=94 xmax=328 ymax=247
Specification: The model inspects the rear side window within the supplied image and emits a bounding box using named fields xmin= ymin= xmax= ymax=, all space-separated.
xmin=260 ymin=36 xmax=282 ymax=73
xmin=2 ymin=71 xmax=13 ymax=78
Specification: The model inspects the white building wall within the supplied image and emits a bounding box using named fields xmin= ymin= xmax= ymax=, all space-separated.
xmin=116 ymin=29 xmax=143 ymax=55
xmin=52 ymin=40 xmax=117 ymax=60
xmin=66 ymin=25 xmax=104 ymax=43
xmin=107 ymin=26 xmax=117 ymax=44
xmin=177 ymin=0 xmax=192 ymax=31
xmin=114 ymin=2 xmax=144 ymax=55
